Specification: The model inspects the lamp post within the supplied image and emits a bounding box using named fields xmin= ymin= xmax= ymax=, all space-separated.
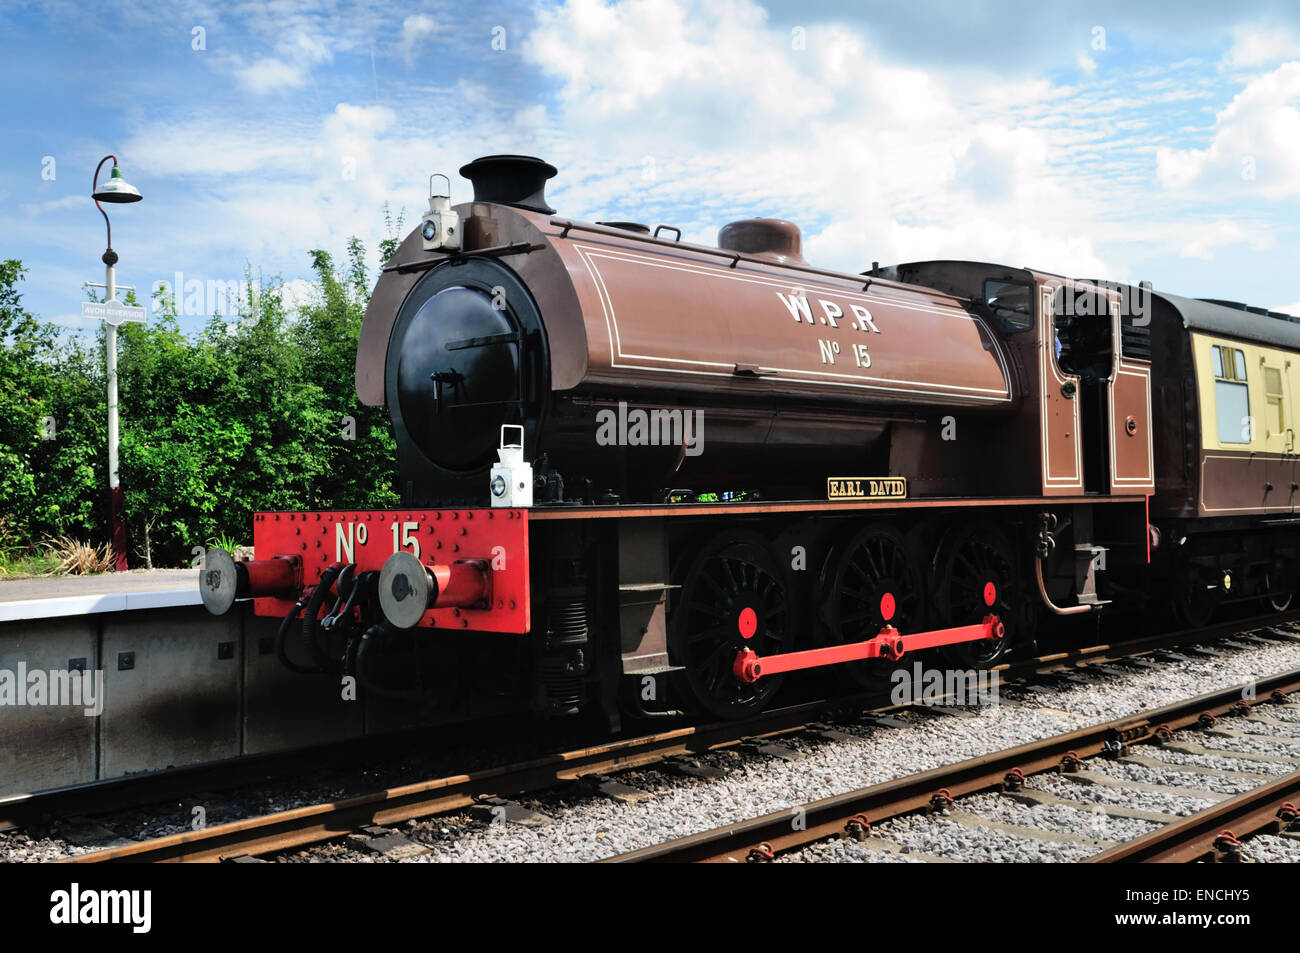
xmin=90 ymin=155 xmax=143 ymax=571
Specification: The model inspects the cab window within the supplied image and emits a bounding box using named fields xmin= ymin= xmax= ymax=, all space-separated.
xmin=1212 ymin=344 xmax=1250 ymax=444
xmin=1052 ymin=286 xmax=1113 ymax=379
xmin=983 ymin=279 xmax=1033 ymax=332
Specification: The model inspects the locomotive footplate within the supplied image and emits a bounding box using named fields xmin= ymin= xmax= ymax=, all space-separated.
xmin=732 ymin=615 xmax=1005 ymax=684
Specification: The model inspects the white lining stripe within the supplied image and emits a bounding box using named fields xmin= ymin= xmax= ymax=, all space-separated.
xmin=574 ymin=244 xmax=1013 ymax=402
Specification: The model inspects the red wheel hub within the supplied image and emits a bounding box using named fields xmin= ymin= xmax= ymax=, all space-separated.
xmin=738 ymin=607 xmax=758 ymax=639
xmin=983 ymin=581 xmax=997 ymax=607
xmin=879 ymin=592 xmax=896 ymax=622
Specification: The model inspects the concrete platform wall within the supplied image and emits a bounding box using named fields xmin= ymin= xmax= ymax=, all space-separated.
xmin=0 ymin=604 xmax=364 ymax=797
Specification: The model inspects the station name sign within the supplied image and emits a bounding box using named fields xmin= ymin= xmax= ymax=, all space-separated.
xmin=826 ymin=476 xmax=908 ymax=501
xmin=81 ymin=299 xmax=147 ymax=326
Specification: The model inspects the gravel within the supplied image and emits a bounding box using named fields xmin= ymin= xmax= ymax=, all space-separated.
xmin=860 ymin=812 xmax=1099 ymax=862
xmin=1093 ymin=759 xmax=1260 ymax=795
xmin=1185 ymin=729 xmax=1300 ymax=757
xmin=778 ymin=839 xmax=924 ymax=862
xmin=1225 ymin=719 xmax=1300 ymax=738
xmin=1030 ymin=772 xmax=1216 ymax=816
xmin=0 ymin=834 xmax=93 ymax=862
xmin=958 ymin=791 xmax=1163 ymax=841
xmin=1242 ymin=834 xmax=1300 ymax=863
xmin=1140 ymin=745 xmax=1295 ymax=776
xmin=1259 ymin=705 xmax=1300 ymax=724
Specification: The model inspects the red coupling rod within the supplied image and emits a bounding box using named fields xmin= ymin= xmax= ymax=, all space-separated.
xmin=732 ymin=615 xmax=1004 ymax=684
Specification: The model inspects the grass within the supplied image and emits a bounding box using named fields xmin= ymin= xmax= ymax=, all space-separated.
xmin=0 ymin=524 xmax=116 ymax=578
xmin=46 ymin=536 xmax=115 ymax=575
xmin=0 ymin=550 xmax=64 ymax=578
xmin=208 ymin=533 xmax=242 ymax=557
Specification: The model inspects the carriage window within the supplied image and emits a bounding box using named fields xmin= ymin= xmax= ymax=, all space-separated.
xmin=1212 ymin=345 xmax=1250 ymax=444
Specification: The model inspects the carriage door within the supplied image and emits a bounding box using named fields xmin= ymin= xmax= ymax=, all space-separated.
xmin=1038 ymin=282 xmax=1083 ymax=496
xmin=1107 ymin=293 xmax=1154 ymax=495
xmin=1258 ymin=352 xmax=1294 ymax=513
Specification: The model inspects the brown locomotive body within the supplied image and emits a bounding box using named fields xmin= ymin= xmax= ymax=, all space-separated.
xmin=201 ymin=155 xmax=1300 ymax=726
xmin=359 ymin=195 xmax=1026 ymax=506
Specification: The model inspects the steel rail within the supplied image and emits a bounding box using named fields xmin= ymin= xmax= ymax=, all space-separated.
xmin=603 ymin=668 xmax=1300 ymax=863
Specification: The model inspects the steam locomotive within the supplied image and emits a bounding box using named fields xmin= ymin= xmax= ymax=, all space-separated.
xmin=201 ymin=154 xmax=1300 ymax=726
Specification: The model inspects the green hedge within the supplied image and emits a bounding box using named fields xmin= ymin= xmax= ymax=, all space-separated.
xmin=0 ymin=237 xmax=400 ymax=569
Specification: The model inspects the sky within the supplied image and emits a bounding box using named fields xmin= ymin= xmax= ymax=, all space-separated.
xmin=3 ymin=0 xmax=1300 ymax=334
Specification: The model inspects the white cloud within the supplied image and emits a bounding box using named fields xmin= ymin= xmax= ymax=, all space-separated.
xmin=524 ymin=0 xmax=1117 ymax=280
xmin=1077 ymin=51 xmax=1097 ymax=74
xmin=230 ymin=31 xmax=333 ymax=93
xmin=952 ymin=124 xmax=1050 ymax=201
xmin=1176 ymin=219 xmax=1274 ymax=259
xmin=276 ymin=278 xmax=318 ymax=314
xmin=109 ymin=101 xmax=487 ymax=289
xmin=808 ymin=216 xmax=1110 ymax=283
xmin=288 ymin=32 xmax=333 ymax=66
xmin=31 ymin=0 xmax=1299 ymax=330
xmin=399 ymin=14 xmax=439 ymax=63
xmin=20 ymin=195 xmax=86 ymax=216
xmin=235 ymin=57 xmax=307 ymax=94
xmin=1223 ymin=24 xmax=1300 ymax=69
xmin=1276 ymin=301 xmax=1300 ymax=315
xmin=1156 ymin=61 xmax=1300 ymax=197
xmin=125 ymin=117 xmax=311 ymax=177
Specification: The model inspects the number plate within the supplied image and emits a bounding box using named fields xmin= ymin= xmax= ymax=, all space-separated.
xmin=826 ymin=477 xmax=908 ymax=501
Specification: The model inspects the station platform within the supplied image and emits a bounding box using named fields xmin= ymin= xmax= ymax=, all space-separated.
xmin=0 ymin=566 xmax=431 ymax=800
xmin=0 ymin=569 xmax=200 ymax=621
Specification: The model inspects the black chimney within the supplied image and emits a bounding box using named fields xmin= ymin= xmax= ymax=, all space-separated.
xmin=458 ymin=155 xmax=558 ymax=214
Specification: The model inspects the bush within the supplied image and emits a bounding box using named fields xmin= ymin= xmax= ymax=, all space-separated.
xmin=0 ymin=236 xmax=400 ymax=570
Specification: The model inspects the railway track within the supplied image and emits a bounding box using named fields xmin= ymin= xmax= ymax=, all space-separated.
xmin=0 ymin=618 xmax=1210 ymax=842
xmin=8 ymin=605 xmax=1286 ymax=836
xmin=63 ymin=700 xmax=832 ymax=863
xmin=605 ymin=669 xmax=1300 ymax=863
xmin=40 ymin=614 xmax=1298 ymax=864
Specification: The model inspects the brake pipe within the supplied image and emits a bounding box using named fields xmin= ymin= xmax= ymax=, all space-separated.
xmin=302 ymin=563 xmax=346 ymax=669
xmin=1035 ymin=557 xmax=1094 ymax=616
